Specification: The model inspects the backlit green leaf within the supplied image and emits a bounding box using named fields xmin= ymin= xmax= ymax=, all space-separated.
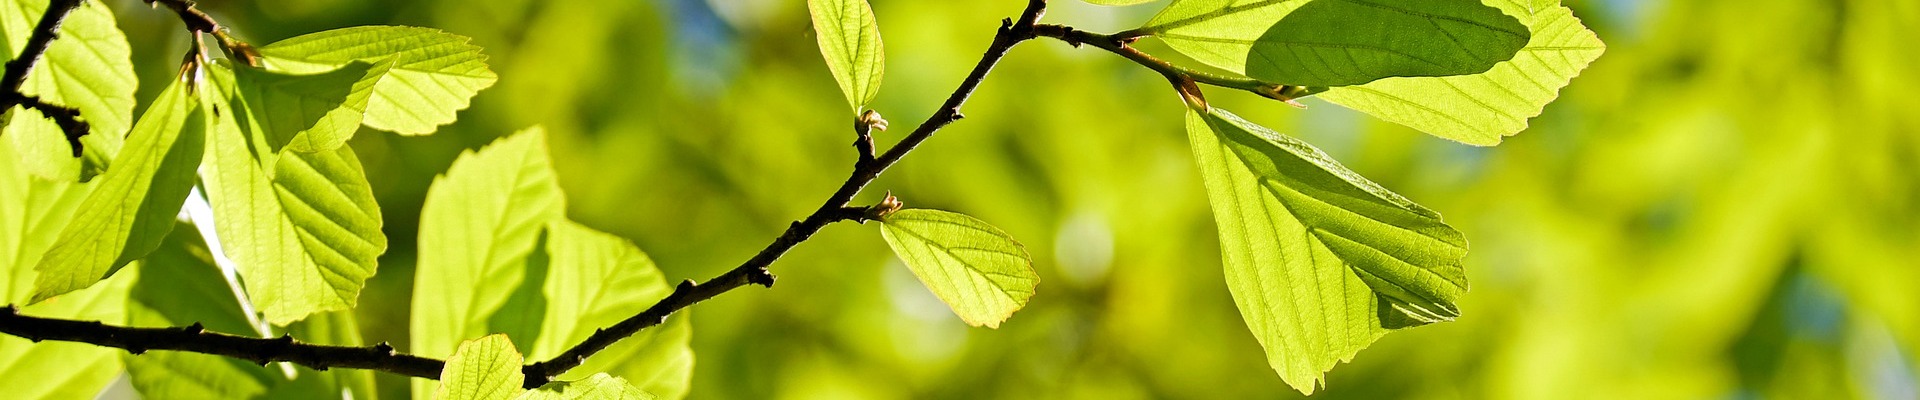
xmin=1140 ymin=0 xmax=1529 ymax=86
xmin=878 ymin=209 xmax=1038 ymax=328
xmin=124 ymin=225 xmax=279 ymax=400
xmin=807 ymin=0 xmax=884 ymax=112
xmin=532 ymin=220 xmax=691 ymax=399
xmin=259 ymin=26 xmax=497 ymax=135
xmin=412 ymin=127 xmax=564 ymax=398
xmin=437 ymin=335 xmax=526 ymax=400
xmin=231 ymin=60 xmax=392 ymax=153
xmin=1185 ymin=108 xmax=1467 ymax=394
xmin=1316 ymin=0 xmax=1605 ymax=144
xmin=1082 ymin=0 xmax=1157 ymax=5
xmin=201 ymin=65 xmax=387 ymax=325
xmin=30 ymin=77 xmax=204 ymax=302
xmin=516 ymin=374 xmax=655 ymax=400
xmin=0 ymin=114 xmax=90 ymax=282
xmin=0 ymin=0 xmax=135 ymax=179
xmin=0 ymin=258 xmax=134 ymax=400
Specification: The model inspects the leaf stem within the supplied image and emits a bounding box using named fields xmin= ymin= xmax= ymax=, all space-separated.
xmin=1028 ymin=24 xmax=1316 ymax=106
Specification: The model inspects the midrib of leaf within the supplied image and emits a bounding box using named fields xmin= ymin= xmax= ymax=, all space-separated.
xmin=888 ymin=225 xmax=1030 ymax=304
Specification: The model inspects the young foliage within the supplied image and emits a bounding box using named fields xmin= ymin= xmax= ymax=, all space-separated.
xmin=1185 ymin=107 xmax=1467 ymax=393
xmin=30 ymin=76 xmax=203 ymax=302
xmin=0 ymin=242 xmax=134 ymax=400
xmin=121 ymin=225 xmax=376 ymax=400
xmin=1316 ymin=0 xmax=1605 ymax=144
xmin=807 ymin=0 xmax=885 ymax=112
xmin=413 ymin=128 xmax=692 ymax=399
xmin=1139 ymin=0 xmax=1530 ymax=86
xmin=533 ymin=220 xmax=692 ymax=399
xmin=878 ymin=209 xmax=1038 ymax=328
xmin=230 ymin=60 xmax=393 ymax=153
xmin=438 ymin=334 xmax=526 ymax=400
xmin=200 ymin=63 xmax=389 ymax=325
xmin=1081 ymin=0 xmax=1156 ymax=5
xmin=0 ymin=0 xmax=135 ymax=178
xmin=0 ymin=121 xmax=89 ymax=275
xmin=259 ymin=26 xmax=497 ymax=135
xmin=438 ymin=335 xmax=654 ymax=400
xmin=412 ymin=127 xmax=566 ymax=367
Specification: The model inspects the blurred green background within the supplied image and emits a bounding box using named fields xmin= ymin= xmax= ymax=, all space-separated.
xmin=101 ymin=0 xmax=1920 ymax=398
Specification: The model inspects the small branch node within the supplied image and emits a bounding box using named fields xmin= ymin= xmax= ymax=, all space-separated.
xmin=183 ymin=322 xmax=205 ymax=334
xmin=746 ymin=268 xmax=777 ymax=288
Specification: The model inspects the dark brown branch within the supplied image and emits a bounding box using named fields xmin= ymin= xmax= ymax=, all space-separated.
xmin=0 ymin=0 xmax=1054 ymax=390
xmin=0 ymin=306 xmax=445 ymax=379
xmin=518 ymin=0 xmax=1053 ymax=388
xmin=0 ymin=0 xmax=88 ymax=157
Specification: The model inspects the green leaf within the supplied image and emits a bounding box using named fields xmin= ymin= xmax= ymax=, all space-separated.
xmin=412 ymin=127 xmax=564 ymax=397
xmin=258 ymin=26 xmax=497 ymax=135
xmin=1082 ymin=0 xmax=1158 ymax=5
xmin=0 ymin=0 xmax=135 ymax=177
xmin=532 ymin=220 xmax=692 ymax=399
xmin=878 ymin=209 xmax=1038 ymax=328
xmin=438 ymin=335 xmax=527 ymax=400
xmin=1316 ymin=0 xmax=1605 ymax=144
xmin=124 ymin=224 xmax=280 ymax=400
xmin=0 ymin=115 xmax=91 ymax=290
xmin=30 ymin=76 xmax=204 ymax=302
xmin=0 ymin=258 xmax=134 ymax=400
xmin=1140 ymin=0 xmax=1529 ymax=86
xmin=231 ymin=60 xmax=393 ymax=153
xmin=201 ymin=64 xmax=388 ymax=325
xmin=516 ymin=374 xmax=655 ymax=400
xmin=1185 ymin=107 xmax=1467 ymax=394
xmin=807 ymin=0 xmax=884 ymax=112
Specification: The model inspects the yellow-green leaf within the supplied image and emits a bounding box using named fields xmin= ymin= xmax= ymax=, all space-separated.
xmin=260 ymin=26 xmax=497 ymax=135
xmin=878 ymin=209 xmax=1038 ymax=328
xmin=807 ymin=0 xmax=885 ymax=112
xmin=1141 ymin=0 xmax=1529 ymax=86
xmin=437 ymin=334 xmax=527 ymax=400
xmin=1186 ymin=107 xmax=1467 ymax=394
xmin=1316 ymin=0 xmax=1605 ymax=144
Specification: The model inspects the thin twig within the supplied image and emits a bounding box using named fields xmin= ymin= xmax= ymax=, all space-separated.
xmin=1028 ymin=24 xmax=1318 ymax=106
xmin=520 ymin=0 xmax=1054 ymax=387
xmin=0 ymin=0 xmax=89 ymax=156
xmin=0 ymin=0 xmax=1057 ymax=389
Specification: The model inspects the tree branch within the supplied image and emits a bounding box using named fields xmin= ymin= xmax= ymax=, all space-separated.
xmin=0 ymin=0 xmax=89 ymax=157
xmin=0 ymin=306 xmax=444 ymax=379
xmin=1028 ymin=24 xmax=1319 ymax=106
xmin=0 ymin=0 xmax=1056 ymax=389
xmin=520 ymin=1 xmax=1053 ymax=386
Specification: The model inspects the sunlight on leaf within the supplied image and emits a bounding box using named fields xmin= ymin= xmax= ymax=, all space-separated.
xmin=1186 ymin=107 xmax=1467 ymax=394
xmin=438 ymin=334 xmax=527 ymax=400
xmin=533 ymin=220 xmax=693 ymax=399
xmin=879 ymin=209 xmax=1038 ymax=328
xmin=517 ymin=373 xmax=656 ymax=400
xmin=0 ymin=0 xmax=135 ymax=178
xmin=807 ymin=0 xmax=885 ymax=112
xmin=30 ymin=77 xmax=203 ymax=303
xmin=260 ymin=26 xmax=497 ymax=135
xmin=1141 ymin=0 xmax=1529 ymax=86
xmin=1316 ymin=0 xmax=1606 ymax=144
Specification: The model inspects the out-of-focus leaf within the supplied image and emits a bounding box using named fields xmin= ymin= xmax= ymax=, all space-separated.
xmin=412 ymin=127 xmax=564 ymax=398
xmin=0 ymin=250 xmax=135 ymax=400
xmin=30 ymin=77 xmax=203 ymax=302
xmin=1082 ymin=0 xmax=1157 ymax=5
xmin=259 ymin=26 xmax=497 ymax=135
xmin=437 ymin=334 xmax=526 ymax=400
xmin=533 ymin=220 xmax=691 ymax=399
xmin=1139 ymin=0 xmax=1529 ymax=86
xmin=0 ymin=113 xmax=90 ymax=281
xmin=1316 ymin=0 xmax=1605 ymax=144
xmin=123 ymin=224 xmax=278 ymax=399
xmin=807 ymin=0 xmax=884 ymax=112
xmin=0 ymin=0 xmax=135 ymax=178
xmin=516 ymin=374 xmax=655 ymax=400
xmin=878 ymin=209 xmax=1038 ymax=328
xmin=231 ymin=60 xmax=392 ymax=153
xmin=1185 ymin=107 xmax=1467 ymax=394
xmin=202 ymin=65 xmax=387 ymax=325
